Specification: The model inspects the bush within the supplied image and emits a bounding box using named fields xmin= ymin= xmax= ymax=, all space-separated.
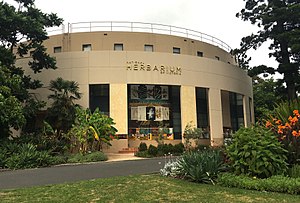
xmin=67 ymin=151 xmax=107 ymax=163
xmin=218 ymin=173 xmax=300 ymax=195
xmin=226 ymin=125 xmax=288 ymax=178
xmin=135 ymin=151 xmax=153 ymax=158
xmin=173 ymin=143 xmax=184 ymax=154
xmin=138 ymin=142 xmax=147 ymax=152
xmin=148 ymin=145 xmax=158 ymax=156
xmin=176 ymin=150 xmax=223 ymax=184
xmin=4 ymin=143 xmax=54 ymax=169
xmin=289 ymin=164 xmax=300 ymax=178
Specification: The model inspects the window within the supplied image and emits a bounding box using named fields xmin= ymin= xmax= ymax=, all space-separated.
xmin=144 ymin=44 xmax=153 ymax=52
xmin=54 ymin=46 xmax=62 ymax=53
xmin=82 ymin=44 xmax=92 ymax=51
xmin=196 ymin=87 xmax=210 ymax=138
xmin=197 ymin=51 xmax=203 ymax=57
xmin=114 ymin=43 xmax=123 ymax=51
xmin=173 ymin=47 xmax=180 ymax=54
xmin=229 ymin=92 xmax=244 ymax=132
xmin=127 ymin=85 xmax=182 ymax=140
xmin=215 ymin=56 xmax=220 ymax=60
xmin=89 ymin=84 xmax=109 ymax=115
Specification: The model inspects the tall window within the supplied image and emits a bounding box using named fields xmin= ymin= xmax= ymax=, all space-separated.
xmin=127 ymin=85 xmax=182 ymax=140
xmin=229 ymin=92 xmax=244 ymax=132
xmin=89 ymin=84 xmax=109 ymax=115
xmin=173 ymin=47 xmax=180 ymax=54
xmin=144 ymin=44 xmax=153 ymax=52
xmin=196 ymin=87 xmax=209 ymax=138
xmin=82 ymin=44 xmax=92 ymax=51
xmin=114 ymin=43 xmax=123 ymax=51
xmin=249 ymin=97 xmax=253 ymax=123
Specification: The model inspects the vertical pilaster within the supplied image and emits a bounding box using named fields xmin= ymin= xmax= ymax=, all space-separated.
xmin=181 ymin=86 xmax=197 ymax=137
xmin=243 ymin=96 xmax=250 ymax=127
xmin=110 ymin=84 xmax=127 ymax=134
xmin=208 ymin=88 xmax=223 ymax=146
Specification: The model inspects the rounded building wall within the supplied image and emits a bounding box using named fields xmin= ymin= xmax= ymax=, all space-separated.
xmin=17 ymin=28 xmax=253 ymax=150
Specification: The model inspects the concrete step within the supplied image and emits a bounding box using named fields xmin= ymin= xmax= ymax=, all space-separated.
xmin=118 ymin=148 xmax=138 ymax=154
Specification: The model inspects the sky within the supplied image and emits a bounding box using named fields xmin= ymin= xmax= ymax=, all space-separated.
xmin=5 ymin=0 xmax=277 ymax=68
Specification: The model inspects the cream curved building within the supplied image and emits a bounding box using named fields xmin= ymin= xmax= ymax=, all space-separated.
xmin=18 ymin=22 xmax=253 ymax=152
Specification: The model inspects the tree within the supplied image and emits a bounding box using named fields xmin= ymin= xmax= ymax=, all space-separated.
xmin=236 ymin=0 xmax=300 ymax=100
xmin=0 ymin=64 xmax=25 ymax=137
xmin=253 ymin=77 xmax=285 ymax=121
xmin=46 ymin=77 xmax=82 ymax=134
xmin=0 ymin=0 xmax=62 ymax=137
xmin=68 ymin=107 xmax=117 ymax=153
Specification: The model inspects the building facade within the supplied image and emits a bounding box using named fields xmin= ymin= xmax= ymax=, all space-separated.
xmin=17 ymin=22 xmax=253 ymax=152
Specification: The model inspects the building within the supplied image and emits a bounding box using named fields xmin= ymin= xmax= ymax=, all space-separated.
xmin=17 ymin=22 xmax=253 ymax=152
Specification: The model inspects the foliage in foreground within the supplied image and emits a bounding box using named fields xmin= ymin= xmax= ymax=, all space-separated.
xmin=68 ymin=107 xmax=117 ymax=153
xmin=218 ymin=173 xmax=300 ymax=195
xmin=1 ymin=175 xmax=300 ymax=203
xmin=226 ymin=125 xmax=287 ymax=178
xmin=0 ymin=142 xmax=54 ymax=169
xmin=0 ymin=0 xmax=62 ymax=137
xmin=161 ymin=150 xmax=223 ymax=184
xmin=266 ymin=101 xmax=300 ymax=165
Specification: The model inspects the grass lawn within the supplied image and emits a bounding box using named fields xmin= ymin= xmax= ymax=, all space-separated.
xmin=0 ymin=174 xmax=299 ymax=203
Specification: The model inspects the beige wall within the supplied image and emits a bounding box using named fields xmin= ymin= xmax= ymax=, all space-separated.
xmin=181 ymin=86 xmax=197 ymax=136
xmin=43 ymin=32 xmax=237 ymax=65
xmin=17 ymin=31 xmax=253 ymax=147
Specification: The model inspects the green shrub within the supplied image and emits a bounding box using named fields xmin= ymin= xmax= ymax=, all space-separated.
xmin=218 ymin=173 xmax=300 ymax=195
xmin=173 ymin=143 xmax=184 ymax=154
xmin=226 ymin=126 xmax=288 ymax=178
xmin=177 ymin=150 xmax=223 ymax=184
xmin=67 ymin=151 xmax=107 ymax=163
xmin=135 ymin=151 xmax=153 ymax=158
xmin=148 ymin=144 xmax=158 ymax=156
xmin=289 ymin=164 xmax=300 ymax=178
xmin=85 ymin=151 xmax=108 ymax=162
xmin=5 ymin=143 xmax=54 ymax=169
xmin=138 ymin=142 xmax=147 ymax=152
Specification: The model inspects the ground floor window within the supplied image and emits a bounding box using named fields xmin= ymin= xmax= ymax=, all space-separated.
xmin=196 ymin=87 xmax=210 ymax=138
xmin=89 ymin=84 xmax=109 ymax=115
xmin=229 ymin=92 xmax=244 ymax=132
xmin=127 ymin=84 xmax=182 ymax=140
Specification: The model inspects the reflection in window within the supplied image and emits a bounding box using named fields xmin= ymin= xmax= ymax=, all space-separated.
xmin=114 ymin=43 xmax=123 ymax=51
xmin=144 ymin=44 xmax=153 ymax=52
xmin=89 ymin=84 xmax=109 ymax=115
xmin=173 ymin=47 xmax=180 ymax=54
xmin=54 ymin=46 xmax=62 ymax=53
xmin=196 ymin=87 xmax=209 ymax=138
xmin=229 ymin=92 xmax=244 ymax=132
xmin=82 ymin=44 xmax=92 ymax=51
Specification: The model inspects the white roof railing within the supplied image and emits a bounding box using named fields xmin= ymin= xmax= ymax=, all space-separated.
xmin=47 ymin=21 xmax=232 ymax=53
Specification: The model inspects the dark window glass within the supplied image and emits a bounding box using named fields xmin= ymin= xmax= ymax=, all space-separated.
xmin=82 ymin=44 xmax=92 ymax=51
xmin=89 ymin=84 xmax=109 ymax=115
xmin=229 ymin=92 xmax=244 ymax=132
xmin=114 ymin=43 xmax=123 ymax=51
xmin=196 ymin=87 xmax=209 ymax=138
xmin=54 ymin=46 xmax=62 ymax=53
xmin=197 ymin=51 xmax=203 ymax=57
xmin=173 ymin=47 xmax=180 ymax=54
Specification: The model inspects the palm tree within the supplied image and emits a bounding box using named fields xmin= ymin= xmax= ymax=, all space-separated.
xmin=46 ymin=77 xmax=82 ymax=134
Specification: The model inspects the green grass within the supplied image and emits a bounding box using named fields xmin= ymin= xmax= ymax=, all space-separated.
xmin=0 ymin=174 xmax=299 ymax=203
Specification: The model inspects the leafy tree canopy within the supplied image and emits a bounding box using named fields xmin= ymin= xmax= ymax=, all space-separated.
xmin=0 ymin=0 xmax=62 ymax=137
xmin=235 ymin=0 xmax=300 ymax=100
